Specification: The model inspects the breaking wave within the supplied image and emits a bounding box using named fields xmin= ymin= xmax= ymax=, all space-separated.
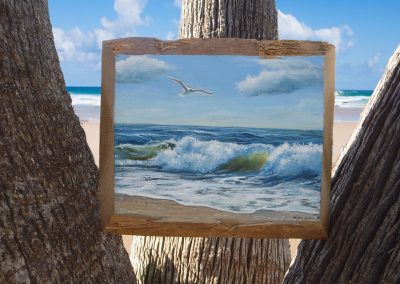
xmin=115 ymin=136 xmax=322 ymax=177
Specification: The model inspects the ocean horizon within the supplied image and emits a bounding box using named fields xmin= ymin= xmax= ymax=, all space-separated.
xmin=68 ymin=86 xmax=372 ymax=123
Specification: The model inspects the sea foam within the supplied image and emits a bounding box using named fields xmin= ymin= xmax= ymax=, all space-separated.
xmin=263 ymin=142 xmax=322 ymax=177
xmin=150 ymin=136 xmax=269 ymax=173
xmin=71 ymin=94 xmax=101 ymax=106
xmin=116 ymin=136 xmax=322 ymax=178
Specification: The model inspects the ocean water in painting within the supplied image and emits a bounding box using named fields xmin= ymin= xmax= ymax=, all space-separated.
xmin=113 ymin=54 xmax=327 ymax=216
xmin=114 ymin=124 xmax=323 ymax=214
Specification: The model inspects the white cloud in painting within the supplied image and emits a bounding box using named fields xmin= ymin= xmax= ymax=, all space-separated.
xmin=116 ymin=56 xmax=171 ymax=83
xmin=278 ymin=10 xmax=354 ymax=52
xmin=237 ymin=59 xmax=322 ymax=96
xmin=53 ymin=0 xmax=149 ymax=62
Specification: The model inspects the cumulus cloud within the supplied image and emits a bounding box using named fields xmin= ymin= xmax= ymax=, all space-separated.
xmin=53 ymin=27 xmax=98 ymax=62
xmin=237 ymin=59 xmax=322 ymax=96
xmin=94 ymin=0 xmax=149 ymax=48
xmin=53 ymin=0 xmax=149 ymax=62
xmin=116 ymin=56 xmax=171 ymax=83
xmin=278 ymin=10 xmax=354 ymax=52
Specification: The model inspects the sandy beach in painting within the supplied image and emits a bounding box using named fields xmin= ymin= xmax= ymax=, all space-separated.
xmin=81 ymin=112 xmax=359 ymax=255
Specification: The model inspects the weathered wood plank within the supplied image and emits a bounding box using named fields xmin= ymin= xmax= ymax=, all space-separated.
xmin=99 ymin=44 xmax=116 ymax=229
xmin=104 ymin=37 xmax=333 ymax=56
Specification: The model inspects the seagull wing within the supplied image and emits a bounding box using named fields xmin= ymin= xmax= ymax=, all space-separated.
xmin=192 ymin=88 xmax=213 ymax=95
xmin=167 ymin=76 xmax=189 ymax=92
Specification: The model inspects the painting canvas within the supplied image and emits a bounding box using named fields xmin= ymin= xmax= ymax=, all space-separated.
xmin=100 ymin=38 xmax=334 ymax=238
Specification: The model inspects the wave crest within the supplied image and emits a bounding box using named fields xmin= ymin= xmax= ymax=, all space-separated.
xmin=263 ymin=143 xmax=322 ymax=177
xmin=115 ymin=136 xmax=322 ymax=178
xmin=150 ymin=136 xmax=269 ymax=174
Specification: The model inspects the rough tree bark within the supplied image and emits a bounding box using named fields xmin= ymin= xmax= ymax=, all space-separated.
xmin=284 ymin=47 xmax=400 ymax=283
xmin=0 ymin=1 xmax=135 ymax=283
xmin=179 ymin=0 xmax=278 ymax=40
xmin=130 ymin=1 xmax=290 ymax=283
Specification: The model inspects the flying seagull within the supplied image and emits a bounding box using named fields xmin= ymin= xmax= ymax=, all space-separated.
xmin=167 ymin=76 xmax=213 ymax=96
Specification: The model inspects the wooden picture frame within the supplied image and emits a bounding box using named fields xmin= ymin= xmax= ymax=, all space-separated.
xmin=100 ymin=37 xmax=335 ymax=239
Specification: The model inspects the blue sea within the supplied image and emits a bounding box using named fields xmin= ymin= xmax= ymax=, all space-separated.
xmin=334 ymin=89 xmax=373 ymax=109
xmin=114 ymin=124 xmax=323 ymax=214
xmin=68 ymin=86 xmax=101 ymax=121
xmin=68 ymin=87 xmax=373 ymax=122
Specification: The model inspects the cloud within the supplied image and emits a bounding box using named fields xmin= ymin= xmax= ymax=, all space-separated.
xmin=166 ymin=31 xmax=176 ymax=40
xmin=278 ymin=10 xmax=354 ymax=52
xmin=368 ymin=53 xmax=381 ymax=70
xmin=53 ymin=27 xmax=98 ymax=62
xmin=116 ymin=56 xmax=171 ymax=83
xmin=237 ymin=59 xmax=322 ymax=96
xmin=53 ymin=0 xmax=149 ymax=62
xmin=173 ymin=0 xmax=182 ymax=8
xmin=94 ymin=0 xmax=149 ymax=48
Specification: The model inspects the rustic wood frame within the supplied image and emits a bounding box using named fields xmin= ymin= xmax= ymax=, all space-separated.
xmin=100 ymin=37 xmax=335 ymax=239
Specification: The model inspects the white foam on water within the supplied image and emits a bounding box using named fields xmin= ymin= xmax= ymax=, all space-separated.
xmin=71 ymin=94 xmax=101 ymax=106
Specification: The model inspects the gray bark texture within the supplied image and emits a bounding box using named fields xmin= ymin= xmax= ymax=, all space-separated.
xmin=179 ymin=0 xmax=278 ymax=40
xmin=131 ymin=237 xmax=290 ymax=284
xmin=284 ymin=46 xmax=400 ymax=284
xmin=0 ymin=1 xmax=135 ymax=283
xmin=130 ymin=1 xmax=290 ymax=283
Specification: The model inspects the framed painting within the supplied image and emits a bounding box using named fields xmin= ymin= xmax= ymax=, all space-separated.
xmin=100 ymin=38 xmax=335 ymax=238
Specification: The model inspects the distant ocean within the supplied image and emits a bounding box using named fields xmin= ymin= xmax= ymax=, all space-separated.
xmin=68 ymin=86 xmax=101 ymax=121
xmin=115 ymin=124 xmax=323 ymax=214
xmin=68 ymin=87 xmax=373 ymax=122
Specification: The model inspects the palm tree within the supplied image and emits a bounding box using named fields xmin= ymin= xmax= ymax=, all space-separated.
xmin=0 ymin=0 xmax=135 ymax=282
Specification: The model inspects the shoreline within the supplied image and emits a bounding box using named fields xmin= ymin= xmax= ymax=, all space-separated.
xmin=81 ymin=118 xmax=359 ymax=257
xmin=116 ymin=193 xmax=319 ymax=221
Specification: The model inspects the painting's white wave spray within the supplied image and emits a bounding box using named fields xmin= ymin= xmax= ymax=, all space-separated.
xmin=263 ymin=143 xmax=322 ymax=177
xmin=116 ymin=136 xmax=322 ymax=178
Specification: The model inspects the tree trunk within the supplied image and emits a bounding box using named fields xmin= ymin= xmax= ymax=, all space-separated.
xmin=0 ymin=1 xmax=135 ymax=283
xmin=130 ymin=1 xmax=290 ymax=283
xmin=131 ymin=237 xmax=290 ymax=284
xmin=284 ymin=46 xmax=400 ymax=283
xmin=179 ymin=0 xmax=278 ymax=40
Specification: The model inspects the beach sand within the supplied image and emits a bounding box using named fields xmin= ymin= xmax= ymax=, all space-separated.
xmin=81 ymin=120 xmax=358 ymax=258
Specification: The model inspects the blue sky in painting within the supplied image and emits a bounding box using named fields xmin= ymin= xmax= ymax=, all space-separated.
xmin=49 ymin=0 xmax=400 ymax=90
xmin=115 ymin=55 xmax=324 ymax=130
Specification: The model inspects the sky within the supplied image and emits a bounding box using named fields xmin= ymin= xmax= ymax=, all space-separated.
xmin=115 ymin=54 xmax=324 ymax=129
xmin=48 ymin=0 xmax=400 ymax=90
